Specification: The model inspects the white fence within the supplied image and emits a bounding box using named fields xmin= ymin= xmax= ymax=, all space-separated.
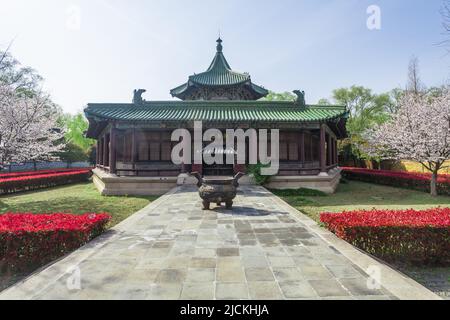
xmin=0 ymin=161 xmax=92 ymax=173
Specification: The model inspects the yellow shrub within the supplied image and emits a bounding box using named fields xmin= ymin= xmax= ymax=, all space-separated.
xmin=399 ymin=161 xmax=450 ymax=174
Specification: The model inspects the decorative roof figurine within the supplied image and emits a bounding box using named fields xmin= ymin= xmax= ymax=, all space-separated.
xmin=293 ymin=90 xmax=306 ymax=107
xmin=132 ymin=89 xmax=147 ymax=104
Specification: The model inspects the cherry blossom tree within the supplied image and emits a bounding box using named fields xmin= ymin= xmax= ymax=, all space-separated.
xmin=0 ymin=84 xmax=65 ymax=167
xmin=364 ymin=90 xmax=450 ymax=196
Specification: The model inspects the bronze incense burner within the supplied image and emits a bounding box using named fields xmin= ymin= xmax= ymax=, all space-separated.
xmin=191 ymin=172 xmax=245 ymax=210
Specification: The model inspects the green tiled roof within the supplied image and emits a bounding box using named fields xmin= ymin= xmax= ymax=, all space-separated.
xmin=189 ymin=52 xmax=250 ymax=87
xmin=85 ymin=101 xmax=348 ymax=123
xmin=170 ymin=38 xmax=268 ymax=99
xmin=170 ymin=83 xmax=189 ymax=96
xmin=250 ymin=83 xmax=269 ymax=96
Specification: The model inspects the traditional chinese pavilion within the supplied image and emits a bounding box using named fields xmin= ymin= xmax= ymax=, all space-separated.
xmin=85 ymin=39 xmax=348 ymax=195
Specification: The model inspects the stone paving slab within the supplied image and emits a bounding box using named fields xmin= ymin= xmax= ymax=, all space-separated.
xmin=0 ymin=186 xmax=440 ymax=300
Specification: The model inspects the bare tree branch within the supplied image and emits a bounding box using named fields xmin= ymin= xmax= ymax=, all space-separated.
xmin=406 ymin=56 xmax=425 ymax=95
xmin=0 ymin=40 xmax=14 ymax=68
xmin=438 ymin=0 xmax=450 ymax=52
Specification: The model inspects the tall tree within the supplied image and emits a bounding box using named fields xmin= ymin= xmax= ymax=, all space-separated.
xmin=332 ymin=86 xmax=393 ymax=162
xmin=317 ymin=98 xmax=331 ymax=105
xmin=385 ymin=88 xmax=404 ymax=114
xmin=365 ymin=90 xmax=450 ymax=196
xmin=262 ymin=91 xmax=296 ymax=101
xmin=60 ymin=113 xmax=95 ymax=152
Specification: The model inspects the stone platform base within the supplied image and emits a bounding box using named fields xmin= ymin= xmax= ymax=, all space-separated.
xmin=93 ymin=169 xmax=178 ymax=196
xmin=265 ymin=168 xmax=342 ymax=194
xmin=93 ymin=168 xmax=341 ymax=196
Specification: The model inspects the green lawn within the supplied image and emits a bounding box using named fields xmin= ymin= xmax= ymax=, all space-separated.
xmin=272 ymin=180 xmax=450 ymax=223
xmin=0 ymin=182 xmax=158 ymax=227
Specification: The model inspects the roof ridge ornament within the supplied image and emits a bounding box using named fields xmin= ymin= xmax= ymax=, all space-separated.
xmin=293 ymin=90 xmax=306 ymax=107
xmin=133 ymin=89 xmax=146 ymax=105
xmin=216 ymin=37 xmax=223 ymax=52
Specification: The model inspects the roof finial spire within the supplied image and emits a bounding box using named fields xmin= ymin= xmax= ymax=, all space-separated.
xmin=216 ymin=36 xmax=223 ymax=53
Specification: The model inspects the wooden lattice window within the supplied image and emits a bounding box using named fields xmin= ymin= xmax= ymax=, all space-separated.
xmin=312 ymin=134 xmax=320 ymax=162
xmin=138 ymin=142 xmax=149 ymax=161
xmin=137 ymin=131 xmax=174 ymax=162
xmin=304 ymin=133 xmax=312 ymax=162
xmin=279 ymin=132 xmax=301 ymax=161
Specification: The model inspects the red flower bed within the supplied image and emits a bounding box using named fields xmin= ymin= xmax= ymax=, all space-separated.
xmin=0 ymin=169 xmax=92 ymax=195
xmin=0 ymin=168 xmax=93 ymax=179
xmin=0 ymin=213 xmax=111 ymax=273
xmin=342 ymin=167 xmax=450 ymax=195
xmin=320 ymin=208 xmax=450 ymax=265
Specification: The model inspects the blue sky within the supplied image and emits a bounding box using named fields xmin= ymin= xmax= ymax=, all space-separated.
xmin=0 ymin=0 xmax=448 ymax=113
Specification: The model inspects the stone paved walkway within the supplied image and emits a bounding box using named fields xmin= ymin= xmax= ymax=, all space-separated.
xmin=0 ymin=186 xmax=439 ymax=300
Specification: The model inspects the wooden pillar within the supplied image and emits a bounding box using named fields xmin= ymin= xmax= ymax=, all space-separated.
xmin=191 ymin=132 xmax=203 ymax=175
xmin=331 ymin=138 xmax=335 ymax=165
xmin=96 ymin=141 xmax=100 ymax=166
xmin=131 ymin=128 xmax=138 ymax=174
xmin=327 ymin=134 xmax=333 ymax=166
xmin=331 ymin=138 xmax=334 ymax=165
xmin=103 ymin=135 xmax=108 ymax=168
xmin=334 ymin=139 xmax=338 ymax=165
xmin=334 ymin=138 xmax=337 ymax=165
xmin=320 ymin=124 xmax=327 ymax=174
xmin=300 ymin=132 xmax=305 ymax=166
xmin=109 ymin=127 xmax=117 ymax=174
xmin=99 ymin=137 xmax=103 ymax=166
